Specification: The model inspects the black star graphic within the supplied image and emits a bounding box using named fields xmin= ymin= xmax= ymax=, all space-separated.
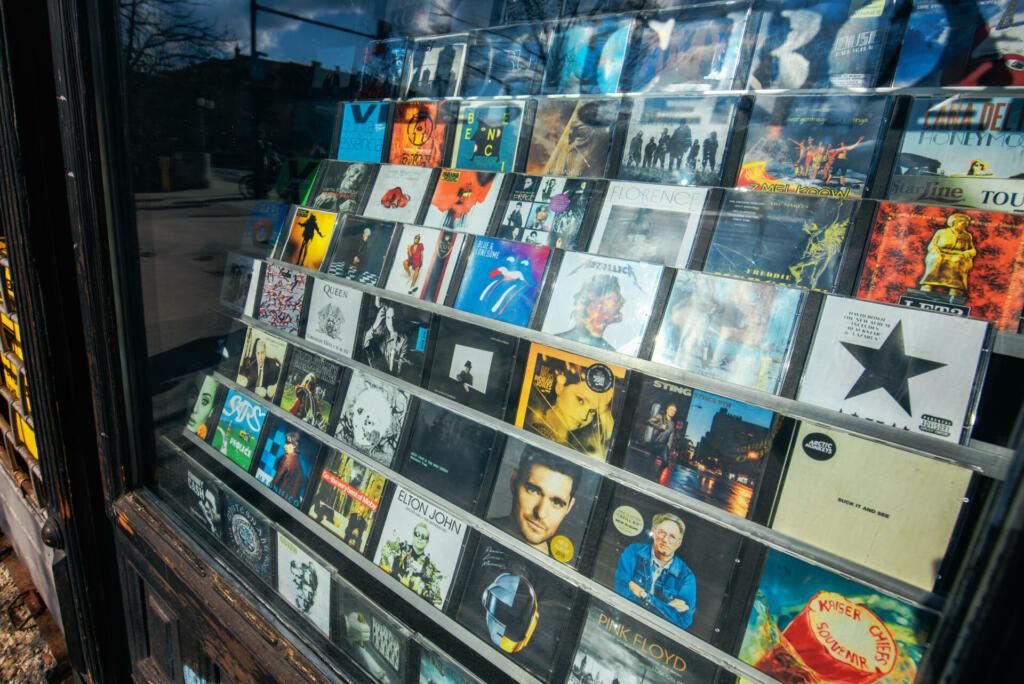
xmin=840 ymin=320 xmax=946 ymax=416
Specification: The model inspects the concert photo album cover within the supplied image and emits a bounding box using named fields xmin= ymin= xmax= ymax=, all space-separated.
xmin=241 ymin=200 xmax=290 ymax=258
xmin=526 ymin=96 xmax=620 ymax=178
xmin=494 ymin=174 xmax=605 ymax=250
xmin=389 ymin=100 xmax=455 ymax=168
xmin=322 ymin=215 xmax=396 ymax=287
xmin=222 ymin=488 xmax=275 ymax=583
xmin=452 ymin=236 xmax=552 ymax=327
xmin=277 ymin=532 xmax=332 ymax=635
xmin=333 ymin=370 xmax=412 ymax=468
xmin=275 ymin=206 xmax=339 ymax=272
xmin=426 ymin=317 xmax=518 ymax=418
xmin=276 ymin=347 xmax=342 ymax=433
xmin=307 ymin=160 xmax=375 ymax=215
xmin=184 ymin=375 xmax=221 ymax=443
xmin=254 ymin=417 xmax=323 ymax=509
xmin=450 ymin=99 xmax=527 ymax=173
xmin=543 ymin=15 xmax=633 ymax=94
xmin=234 ymin=327 xmax=289 ymax=401
xmin=362 ymin=164 xmax=436 ymax=225
xmin=336 ymin=101 xmax=391 ymax=164
xmin=382 ymin=225 xmax=466 ymax=303
xmin=462 ymin=23 xmax=552 ymax=97
xmin=354 ymin=39 xmax=409 ymax=100
xmin=422 ymin=169 xmax=506 ymax=235
xmin=257 ymin=263 xmax=307 ymax=335
xmin=334 ymin=576 xmax=411 ymax=683
xmin=402 ymin=34 xmax=468 ymax=99
xmin=211 ymin=389 xmax=268 ymax=471
xmin=306 ymin=450 xmax=387 ymax=555
xmin=303 ymin=278 xmax=363 ymax=358
xmin=220 ymin=252 xmax=256 ymax=314
xmin=354 ymin=295 xmax=433 ymax=385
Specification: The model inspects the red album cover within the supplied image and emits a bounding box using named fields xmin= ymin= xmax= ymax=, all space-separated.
xmin=857 ymin=202 xmax=1024 ymax=332
xmin=389 ymin=101 xmax=450 ymax=168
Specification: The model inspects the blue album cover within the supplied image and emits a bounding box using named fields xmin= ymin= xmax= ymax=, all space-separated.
xmin=242 ymin=200 xmax=291 ymax=257
xmin=462 ymin=23 xmax=551 ymax=97
xmin=355 ymin=39 xmax=409 ymax=100
xmin=543 ymin=16 xmax=633 ymax=94
xmin=337 ymin=102 xmax=389 ymax=164
xmin=254 ymin=419 xmax=322 ymax=509
xmin=502 ymin=0 xmax=565 ymax=23
xmin=451 ymin=101 xmax=525 ymax=173
xmin=453 ymin=237 xmax=552 ymax=327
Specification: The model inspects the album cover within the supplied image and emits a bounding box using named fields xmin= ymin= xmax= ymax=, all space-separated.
xmin=354 ymin=39 xmax=409 ymax=99
xmin=335 ymin=578 xmax=411 ymax=683
xmin=736 ymin=94 xmax=892 ymax=200
xmin=220 ymin=252 xmax=256 ymax=314
xmin=541 ymin=252 xmax=663 ymax=356
xmin=543 ymin=16 xmax=632 ymax=94
xmin=277 ymin=348 xmax=342 ymax=432
xmin=303 ymin=278 xmax=363 ymax=358
xmin=624 ymin=376 xmax=777 ymax=519
xmin=418 ymin=639 xmax=484 ymax=684
xmin=275 ymin=206 xmax=339 ymax=271
xmin=485 ymin=438 xmax=601 ymax=568
xmin=589 ymin=181 xmax=708 ymax=267
xmin=495 ymin=175 xmax=603 ymax=250
xmin=462 ymin=23 xmax=551 ymax=97
xmin=402 ymin=403 xmax=499 ymax=511
xmin=526 ymin=97 xmax=620 ymax=178
xmin=738 ymin=550 xmax=937 ymax=684
xmin=337 ymin=101 xmax=390 ymax=164
xmin=235 ymin=327 xmax=288 ymax=401
xmin=256 ymin=263 xmax=307 ymax=335
xmin=354 ymin=296 xmax=433 ymax=385
xmin=307 ymin=160 xmax=375 ymax=215
xmin=422 ymin=169 xmax=505 ymax=235
xmin=334 ymin=370 xmax=412 ymax=467
xmin=222 ymin=489 xmax=274 ymax=582
xmin=451 ymin=101 xmax=526 ymax=173
xmin=651 ymin=271 xmax=805 ymax=394
xmin=454 ymin=539 xmax=579 ymax=680
xmin=362 ymin=164 xmax=435 ymax=224
xmin=185 ymin=375 xmax=221 ymax=442
xmin=211 ymin=389 xmax=268 ymax=471
xmin=277 ymin=532 xmax=332 ymax=635
xmin=704 ymin=191 xmax=862 ymax=293
xmin=502 ymin=0 xmax=564 ymax=23
xmin=322 ymin=215 xmax=396 ymax=286
xmin=427 ymin=317 xmax=517 ymax=418
xmin=181 ymin=463 xmax=222 ymax=537
xmin=241 ymin=200 xmax=291 ymax=257
xmin=514 ymin=343 xmax=628 ymax=461
xmin=389 ymin=101 xmax=454 ymax=168
xmin=373 ymin=485 xmax=468 ymax=610
xmin=403 ymin=34 xmax=468 ymax=98
xmin=306 ymin=450 xmax=387 ymax=555
xmin=797 ymin=297 xmax=989 ymax=443
xmin=254 ymin=418 xmax=322 ymax=508
xmin=453 ymin=237 xmax=552 ymax=327
xmin=590 ymin=484 xmax=743 ymax=638
xmin=857 ymin=203 xmax=1024 ymax=332
xmin=383 ymin=225 xmax=466 ymax=303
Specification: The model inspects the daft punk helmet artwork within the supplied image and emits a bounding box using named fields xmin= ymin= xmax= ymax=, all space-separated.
xmin=481 ymin=572 xmax=539 ymax=653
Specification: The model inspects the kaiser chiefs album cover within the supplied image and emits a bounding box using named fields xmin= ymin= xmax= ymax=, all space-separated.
xmin=526 ymin=97 xmax=620 ymax=178
xmin=383 ymin=225 xmax=465 ymax=303
xmin=334 ymin=370 xmax=411 ymax=468
xmin=306 ymin=450 xmax=387 ymax=555
xmin=453 ymin=237 xmax=552 ymax=327
xmin=495 ymin=174 xmax=602 ymax=250
xmin=389 ymin=101 xmax=453 ymax=168
xmin=450 ymin=100 xmax=525 ymax=173
xmin=276 ymin=207 xmax=338 ymax=271
xmin=422 ymin=169 xmax=504 ymax=235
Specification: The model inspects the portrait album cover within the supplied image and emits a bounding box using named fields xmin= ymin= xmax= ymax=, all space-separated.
xmin=354 ymin=39 xmax=409 ymax=100
xmin=514 ymin=342 xmax=629 ymax=462
xmin=276 ymin=532 xmax=332 ymax=635
xmin=372 ymin=484 xmax=468 ymax=610
xmin=220 ymin=251 xmax=256 ymax=314
xmin=797 ymin=297 xmax=989 ymax=444
xmin=856 ymin=202 xmax=1024 ymax=332
xmin=623 ymin=375 xmax=778 ymax=520
xmin=401 ymin=402 xmax=500 ymax=512
xmin=256 ymin=263 xmax=307 ymax=335
xmin=402 ymin=34 xmax=468 ymax=98
xmin=382 ymin=225 xmax=466 ymax=303
xmin=703 ymin=190 xmax=863 ymax=293
xmin=590 ymin=484 xmax=743 ymax=639
xmin=222 ymin=489 xmax=275 ymax=583
xmin=362 ymin=164 xmax=436 ymax=224
xmin=588 ymin=181 xmax=709 ymax=267
xmin=334 ymin=576 xmax=411 ymax=683
xmin=303 ymin=278 xmax=363 ymax=358
xmin=241 ymin=200 xmax=290 ymax=258
xmin=452 ymin=236 xmax=552 ymax=328
xmin=417 ymin=637 xmax=484 ymax=684
xmin=353 ymin=295 xmax=433 ymax=386
xmin=426 ymin=317 xmax=517 ymax=418
xmin=461 ymin=23 xmax=551 ymax=97
xmin=494 ymin=174 xmax=604 ymax=250
xmin=274 ymin=206 xmax=339 ymax=272
xmin=738 ymin=550 xmax=938 ymax=684
xmin=526 ymin=96 xmax=620 ymax=178
xmin=306 ymin=450 xmax=387 ymax=556
xmin=234 ymin=327 xmax=289 ymax=402
xmin=450 ymin=100 xmax=526 ymax=173
xmin=211 ymin=389 xmax=268 ymax=471
xmin=540 ymin=251 xmax=664 ymax=356
xmin=184 ymin=375 xmax=221 ymax=443
xmin=322 ymin=215 xmax=396 ymax=287
xmin=651 ymin=270 xmax=805 ymax=394
xmin=334 ymin=370 xmax=412 ymax=468
xmin=336 ymin=101 xmax=391 ymax=164
xmin=179 ymin=459 xmax=222 ymax=538
xmin=422 ymin=169 xmax=505 ymax=235
xmin=772 ymin=422 xmax=973 ymax=591
xmin=454 ymin=538 xmax=579 ymax=680
xmin=254 ymin=417 xmax=323 ymax=509
xmin=542 ymin=15 xmax=633 ymax=94
xmin=485 ymin=437 xmax=601 ymax=568
xmin=306 ymin=160 xmax=375 ymax=215
xmin=617 ymin=95 xmax=739 ymax=187
xmin=277 ymin=348 xmax=342 ymax=433
xmin=389 ymin=100 xmax=454 ymax=168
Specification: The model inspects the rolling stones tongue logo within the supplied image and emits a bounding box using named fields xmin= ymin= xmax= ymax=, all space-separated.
xmin=381 ymin=187 xmax=410 ymax=208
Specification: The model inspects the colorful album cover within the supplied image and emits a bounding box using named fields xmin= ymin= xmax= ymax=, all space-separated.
xmin=277 ymin=348 xmax=342 ymax=432
xmin=182 ymin=463 xmax=222 ymax=537
xmin=453 ymin=237 xmax=552 ymax=327
xmin=363 ymin=164 xmax=435 ymax=224
xmin=773 ymin=422 xmax=972 ymax=591
xmin=334 ymin=370 xmax=411 ymax=467
xmin=254 ymin=419 xmax=322 ymax=508
xmin=543 ymin=16 xmax=632 ymax=94
xmin=590 ymin=484 xmax=743 ymax=638
xmin=736 ymin=95 xmax=891 ymax=200
xmin=451 ymin=101 xmax=525 ymax=173
xmin=502 ymin=0 xmax=564 ymax=23
xmin=739 ymin=550 xmax=938 ymax=684
xmin=303 ymin=278 xmax=363 ymax=358
xmin=275 ymin=206 xmax=338 ymax=271
xmin=212 ymin=389 xmax=268 ymax=470
xmin=454 ymin=539 xmax=578 ymax=680
xmin=485 ymin=438 xmax=601 ymax=568
xmin=422 ymin=169 xmax=505 ymax=235
xmin=241 ymin=200 xmax=290 ymax=257
xmin=857 ymin=203 xmax=1024 ymax=332
xmin=222 ymin=489 xmax=274 ymax=582
xmin=276 ymin=532 xmax=332 ymax=635
xmin=462 ymin=23 xmax=551 ymax=97
xmin=418 ymin=639 xmax=484 ymax=684
xmin=235 ymin=327 xmax=288 ymax=401
xmin=383 ymin=225 xmax=466 ymax=303
xmin=306 ymin=451 xmax=387 ymax=555
xmin=541 ymin=252 xmax=663 ymax=356
xmin=403 ymin=34 xmax=468 ymax=98
xmin=888 ymin=96 xmax=1024 ymax=212
xmin=526 ymin=97 xmax=620 ymax=178
xmin=624 ymin=376 xmax=776 ymax=519
xmin=354 ymin=295 xmax=433 ymax=385
xmin=335 ymin=578 xmax=410 ymax=683
xmin=373 ymin=485 xmax=468 ymax=610
xmin=389 ymin=101 xmax=453 ymax=168
xmin=797 ymin=297 xmax=989 ymax=443
xmin=185 ymin=375 xmax=220 ymax=442
xmin=427 ymin=318 xmax=517 ymax=418
xmin=220 ymin=252 xmax=256 ymax=314
xmin=354 ymin=39 xmax=409 ymax=99
xmin=495 ymin=175 xmax=601 ymax=250
xmin=589 ymin=182 xmax=708 ymax=267
xmin=704 ymin=191 xmax=860 ymax=293
xmin=322 ymin=215 xmax=396 ymax=286
xmin=514 ymin=343 xmax=628 ymax=461
xmin=337 ymin=101 xmax=390 ymax=164
xmin=256 ymin=263 xmax=307 ymax=335
xmin=401 ymin=403 xmax=499 ymax=511
xmin=651 ymin=271 xmax=804 ymax=394
xmin=307 ymin=160 xmax=374 ymax=215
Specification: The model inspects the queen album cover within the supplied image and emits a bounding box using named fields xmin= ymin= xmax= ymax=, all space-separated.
xmin=275 ymin=206 xmax=338 ymax=271
xmin=453 ymin=237 xmax=552 ymax=327
xmin=334 ymin=370 xmax=411 ymax=468
xmin=303 ymin=278 xmax=363 ymax=358
xmin=306 ymin=450 xmax=387 ymax=555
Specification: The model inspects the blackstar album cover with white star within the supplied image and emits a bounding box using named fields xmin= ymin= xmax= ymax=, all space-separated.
xmin=797 ymin=298 xmax=990 ymax=444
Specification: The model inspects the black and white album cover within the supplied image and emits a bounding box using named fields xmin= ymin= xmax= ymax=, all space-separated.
xmin=354 ymin=296 xmax=433 ymax=386
xmin=334 ymin=370 xmax=412 ymax=467
xmin=335 ymin=577 xmax=411 ymax=683
xmin=402 ymin=34 xmax=468 ymax=98
xmin=426 ymin=317 xmax=517 ymax=418
xmin=220 ymin=252 xmax=256 ymax=314
xmin=182 ymin=462 xmax=222 ymax=537
xmin=303 ymin=278 xmax=363 ymax=358
xmin=222 ymin=489 xmax=275 ymax=583
xmin=307 ymin=160 xmax=375 ymax=214
xmin=276 ymin=532 xmax=332 ymax=635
